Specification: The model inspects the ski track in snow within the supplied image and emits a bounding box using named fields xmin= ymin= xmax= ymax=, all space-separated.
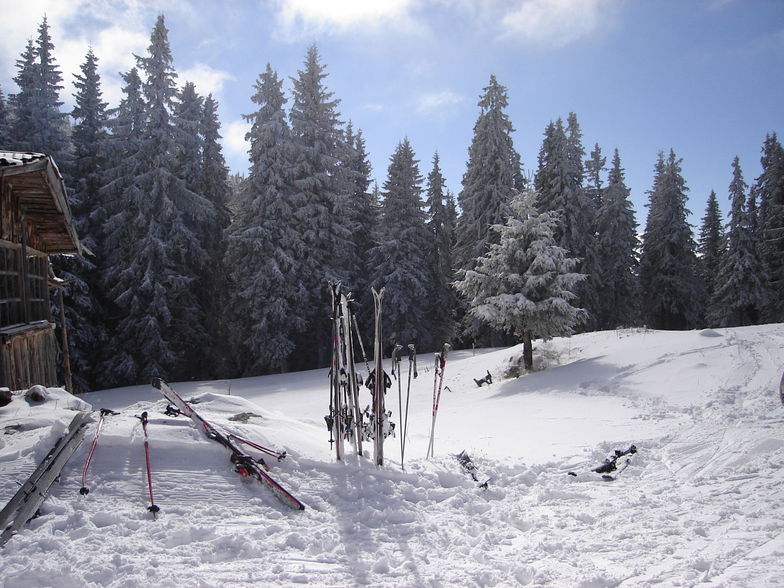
xmin=1 ymin=325 xmax=783 ymax=587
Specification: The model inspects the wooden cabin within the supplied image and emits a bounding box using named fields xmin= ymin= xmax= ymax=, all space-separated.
xmin=0 ymin=152 xmax=81 ymax=391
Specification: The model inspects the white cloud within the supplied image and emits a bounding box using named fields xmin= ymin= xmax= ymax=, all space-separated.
xmin=271 ymin=0 xmax=422 ymax=40
xmin=223 ymin=119 xmax=251 ymax=158
xmin=415 ymin=90 xmax=464 ymax=117
xmin=500 ymin=0 xmax=618 ymax=48
xmin=179 ymin=63 xmax=234 ymax=97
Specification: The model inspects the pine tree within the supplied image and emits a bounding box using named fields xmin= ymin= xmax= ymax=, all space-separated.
xmin=454 ymin=188 xmax=585 ymax=371
xmin=697 ymin=190 xmax=725 ymax=310
xmin=224 ymin=63 xmax=306 ymax=374
xmin=710 ymin=158 xmax=768 ymax=326
xmin=638 ymin=150 xmax=702 ymax=329
xmin=425 ymin=152 xmax=457 ymax=348
xmin=339 ymin=123 xmax=376 ymax=321
xmin=585 ymin=143 xmax=606 ymax=208
xmin=101 ymin=16 xmax=215 ymax=383
xmin=756 ymin=133 xmax=784 ymax=321
xmin=455 ymin=75 xmax=520 ymax=271
xmin=199 ymin=93 xmax=232 ymax=375
xmin=368 ymin=138 xmax=433 ymax=348
xmin=595 ymin=149 xmax=639 ymax=329
xmin=59 ymin=48 xmax=111 ymax=391
xmin=11 ymin=17 xmax=70 ymax=160
xmin=535 ymin=114 xmax=599 ymax=328
xmin=173 ymin=81 xmax=204 ymax=194
xmin=289 ymin=44 xmax=352 ymax=367
xmin=98 ymin=68 xmax=147 ymax=386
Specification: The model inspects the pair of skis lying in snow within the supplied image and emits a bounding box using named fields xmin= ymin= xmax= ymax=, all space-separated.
xmin=568 ymin=445 xmax=638 ymax=481
xmin=78 ymin=380 xmax=302 ymax=514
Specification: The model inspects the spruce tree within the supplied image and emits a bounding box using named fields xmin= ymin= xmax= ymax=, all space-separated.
xmin=11 ymin=17 xmax=70 ymax=160
xmin=425 ymin=152 xmax=457 ymax=348
xmin=340 ymin=123 xmax=376 ymax=320
xmin=638 ymin=150 xmax=702 ymax=329
xmin=289 ymin=44 xmax=352 ymax=367
xmin=595 ymin=149 xmax=639 ymax=329
xmin=455 ymin=75 xmax=520 ymax=272
xmin=368 ymin=138 xmax=433 ymax=348
xmin=585 ymin=143 xmax=606 ymax=208
xmin=98 ymin=68 xmax=147 ymax=385
xmin=224 ymin=63 xmax=305 ymax=374
xmin=697 ymin=190 xmax=725 ymax=311
xmin=102 ymin=16 xmax=215 ymax=383
xmin=710 ymin=158 xmax=768 ymax=326
xmin=199 ymin=93 xmax=232 ymax=374
xmin=59 ymin=48 xmax=111 ymax=391
xmin=454 ymin=189 xmax=585 ymax=371
xmin=756 ymin=133 xmax=784 ymax=321
xmin=535 ymin=114 xmax=599 ymax=328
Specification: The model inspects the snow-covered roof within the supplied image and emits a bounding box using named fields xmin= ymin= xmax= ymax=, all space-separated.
xmin=0 ymin=151 xmax=81 ymax=255
xmin=0 ymin=151 xmax=48 ymax=167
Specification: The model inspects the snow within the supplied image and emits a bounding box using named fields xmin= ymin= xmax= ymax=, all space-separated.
xmin=2 ymin=324 xmax=784 ymax=587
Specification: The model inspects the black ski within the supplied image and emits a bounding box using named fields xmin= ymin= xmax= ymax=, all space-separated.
xmin=152 ymin=378 xmax=304 ymax=510
xmin=568 ymin=444 xmax=638 ymax=480
xmin=456 ymin=450 xmax=490 ymax=489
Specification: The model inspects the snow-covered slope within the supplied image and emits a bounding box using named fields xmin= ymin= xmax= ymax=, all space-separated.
xmin=1 ymin=325 xmax=783 ymax=587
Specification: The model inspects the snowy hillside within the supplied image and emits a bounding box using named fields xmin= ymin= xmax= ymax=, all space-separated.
xmin=2 ymin=325 xmax=784 ymax=587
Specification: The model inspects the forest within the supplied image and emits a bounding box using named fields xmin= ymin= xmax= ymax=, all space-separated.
xmin=1 ymin=15 xmax=782 ymax=392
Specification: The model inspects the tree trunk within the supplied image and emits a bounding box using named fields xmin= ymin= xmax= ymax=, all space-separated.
xmin=522 ymin=330 xmax=533 ymax=371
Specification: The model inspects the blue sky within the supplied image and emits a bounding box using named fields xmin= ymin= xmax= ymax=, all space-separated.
xmin=1 ymin=0 xmax=782 ymax=229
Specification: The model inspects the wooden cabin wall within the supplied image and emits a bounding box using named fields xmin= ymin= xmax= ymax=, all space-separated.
xmin=0 ymin=324 xmax=58 ymax=390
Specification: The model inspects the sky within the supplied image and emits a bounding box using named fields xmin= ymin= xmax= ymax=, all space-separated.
xmin=1 ymin=0 xmax=782 ymax=229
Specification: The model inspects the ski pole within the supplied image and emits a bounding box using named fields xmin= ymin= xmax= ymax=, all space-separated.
xmin=401 ymin=344 xmax=417 ymax=468
xmin=227 ymin=433 xmax=287 ymax=461
xmin=137 ymin=412 xmax=160 ymax=518
xmin=79 ymin=408 xmax=118 ymax=495
xmin=426 ymin=343 xmax=450 ymax=459
xmin=392 ymin=343 xmax=404 ymax=469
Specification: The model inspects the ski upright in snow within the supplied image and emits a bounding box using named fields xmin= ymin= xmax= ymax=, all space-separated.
xmin=152 ymin=378 xmax=304 ymax=510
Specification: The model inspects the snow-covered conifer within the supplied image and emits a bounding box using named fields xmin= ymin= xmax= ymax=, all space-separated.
xmin=755 ymin=133 xmax=784 ymax=321
xmin=455 ymin=75 xmax=520 ymax=272
xmin=368 ymin=138 xmax=433 ymax=348
xmin=639 ymin=150 xmax=702 ymax=329
xmin=425 ymin=153 xmax=457 ymax=348
xmin=454 ymin=189 xmax=585 ymax=370
xmin=57 ymin=48 xmax=110 ymax=390
xmin=710 ymin=158 xmax=768 ymax=326
xmin=289 ymin=44 xmax=353 ymax=367
xmin=697 ymin=190 xmax=725 ymax=310
xmin=595 ymin=149 xmax=639 ymax=329
xmin=535 ymin=113 xmax=599 ymax=328
xmin=224 ymin=63 xmax=306 ymax=374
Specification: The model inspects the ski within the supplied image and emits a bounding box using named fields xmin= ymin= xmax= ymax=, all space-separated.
xmin=568 ymin=444 xmax=638 ymax=480
xmin=152 ymin=378 xmax=304 ymax=511
xmin=340 ymin=292 xmax=363 ymax=456
xmin=371 ymin=287 xmax=386 ymax=466
xmin=0 ymin=411 xmax=90 ymax=546
xmin=79 ymin=408 xmax=119 ymax=495
xmin=327 ymin=282 xmax=346 ymax=461
xmin=456 ymin=450 xmax=490 ymax=489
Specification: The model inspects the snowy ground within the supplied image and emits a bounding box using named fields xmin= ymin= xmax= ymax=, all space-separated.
xmin=1 ymin=324 xmax=783 ymax=587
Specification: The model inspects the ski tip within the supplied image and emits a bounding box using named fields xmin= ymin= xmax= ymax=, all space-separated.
xmin=151 ymin=377 xmax=163 ymax=389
